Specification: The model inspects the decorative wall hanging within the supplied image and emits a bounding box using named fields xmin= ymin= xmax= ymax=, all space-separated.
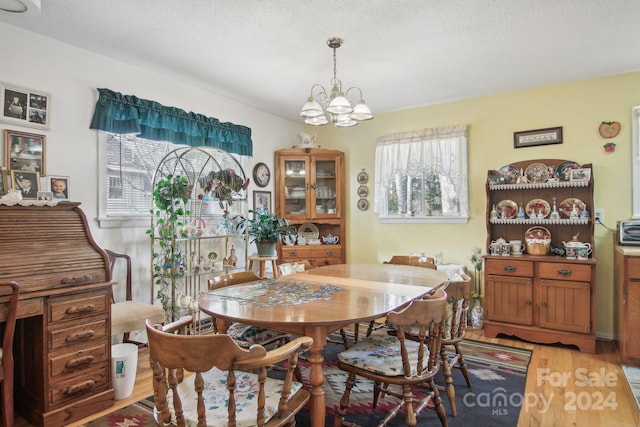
xmin=253 ymin=190 xmax=271 ymax=213
xmin=513 ymin=126 xmax=563 ymax=148
xmin=0 ymin=83 xmax=51 ymax=130
xmin=252 ymin=162 xmax=270 ymax=187
xmin=357 ymin=169 xmax=368 ymax=184
xmin=598 ymin=121 xmax=620 ymax=138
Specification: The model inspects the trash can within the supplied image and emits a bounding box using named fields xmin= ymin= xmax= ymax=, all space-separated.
xmin=111 ymin=343 xmax=138 ymax=400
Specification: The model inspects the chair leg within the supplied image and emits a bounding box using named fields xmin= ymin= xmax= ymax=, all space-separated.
xmin=429 ymin=378 xmax=449 ymax=427
xmin=440 ymin=344 xmax=456 ymax=416
xmin=333 ymin=373 xmax=356 ymax=427
xmin=454 ymin=342 xmax=472 ymax=388
xmin=2 ymin=378 xmax=14 ymax=427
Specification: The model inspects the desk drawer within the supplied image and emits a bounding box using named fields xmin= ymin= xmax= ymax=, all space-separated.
xmin=49 ymin=343 xmax=108 ymax=378
xmin=49 ymin=291 xmax=109 ymax=324
xmin=485 ymin=259 xmax=534 ymax=277
xmin=49 ymin=319 xmax=108 ymax=351
xmin=49 ymin=364 xmax=109 ymax=407
xmin=539 ymin=262 xmax=591 ymax=282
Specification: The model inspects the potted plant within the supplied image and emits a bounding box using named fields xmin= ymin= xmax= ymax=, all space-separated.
xmin=236 ymin=209 xmax=293 ymax=256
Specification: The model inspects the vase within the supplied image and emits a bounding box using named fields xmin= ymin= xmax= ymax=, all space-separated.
xmin=470 ymin=299 xmax=484 ymax=329
xmin=256 ymin=240 xmax=277 ymax=257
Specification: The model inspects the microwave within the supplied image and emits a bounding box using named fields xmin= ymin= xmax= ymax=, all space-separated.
xmin=618 ymin=220 xmax=640 ymax=245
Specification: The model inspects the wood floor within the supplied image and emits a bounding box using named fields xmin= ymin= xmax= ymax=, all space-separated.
xmin=14 ymin=330 xmax=640 ymax=427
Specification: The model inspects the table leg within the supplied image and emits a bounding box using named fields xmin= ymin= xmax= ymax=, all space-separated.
xmin=305 ymin=327 xmax=327 ymax=427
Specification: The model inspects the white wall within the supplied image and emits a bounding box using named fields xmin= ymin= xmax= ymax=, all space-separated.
xmin=0 ymin=22 xmax=302 ymax=302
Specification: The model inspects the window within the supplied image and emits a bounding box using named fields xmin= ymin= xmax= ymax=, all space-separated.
xmin=98 ymin=132 xmax=248 ymax=228
xmin=374 ymin=124 xmax=469 ymax=224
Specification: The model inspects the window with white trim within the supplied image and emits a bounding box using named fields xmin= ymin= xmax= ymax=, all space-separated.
xmin=374 ymin=124 xmax=469 ymax=224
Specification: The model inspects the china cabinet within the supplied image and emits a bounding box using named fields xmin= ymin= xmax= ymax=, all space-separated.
xmin=274 ymin=148 xmax=345 ymax=265
xmin=483 ymin=159 xmax=596 ymax=353
xmin=150 ymin=147 xmax=248 ymax=324
xmin=614 ymin=244 xmax=640 ymax=365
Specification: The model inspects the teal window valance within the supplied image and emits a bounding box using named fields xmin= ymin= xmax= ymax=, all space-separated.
xmin=89 ymin=88 xmax=252 ymax=156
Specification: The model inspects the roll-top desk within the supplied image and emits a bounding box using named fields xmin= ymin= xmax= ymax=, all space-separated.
xmin=0 ymin=203 xmax=114 ymax=427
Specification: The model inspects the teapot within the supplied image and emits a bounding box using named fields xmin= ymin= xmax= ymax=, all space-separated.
xmin=297 ymin=132 xmax=317 ymax=146
xmin=281 ymin=234 xmax=296 ymax=246
xmin=322 ymin=234 xmax=339 ymax=245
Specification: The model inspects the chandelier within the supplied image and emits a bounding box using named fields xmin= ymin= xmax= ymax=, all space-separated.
xmin=299 ymin=37 xmax=374 ymax=127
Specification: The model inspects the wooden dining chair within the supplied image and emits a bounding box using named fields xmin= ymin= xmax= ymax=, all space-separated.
xmin=207 ymin=271 xmax=291 ymax=348
xmin=333 ymin=289 xmax=449 ymax=427
xmin=0 ymin=281 xmax=19 ymax=427
xmin=146 ymin=319 xmax=312 ymax=427
xmin=384 ymin=255 xmax=437 ymax=269
xmin=107 ymin=250 xmax=166 ymax=346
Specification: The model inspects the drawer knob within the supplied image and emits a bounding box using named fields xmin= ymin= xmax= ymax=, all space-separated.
xmin=557 ymin=269 xmax=572 ymax=276
xmin=65 ymin=330 xmax=96 ymax=343
xmin=288 ymin=251 xmax=298 ymax=256
xmin=503 ymin=265 xmax=517 ymax=272
xmin=65 ymin=379 xmax=96 ymax=395
xmin=66 ymin=355 xmax=95 ymax=369
xmin=66 ymin=304 xmax=96 ymax=314
xmin=327 ymin=250 xmax=334 ymax=256
xmin=62 ymin=275 xmax=93 ymax=285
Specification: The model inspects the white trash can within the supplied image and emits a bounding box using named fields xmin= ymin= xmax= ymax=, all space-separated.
xmin=111 ymin=343 xmax=138 ymax=400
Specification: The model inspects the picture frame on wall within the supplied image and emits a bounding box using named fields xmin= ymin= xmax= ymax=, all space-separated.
xmin=513 ymin=126 xmax=563 ymax=149
xmin=4 ymin=129 xmax=46 ymax=176
xmin=570 ymin=168 xmax=591 ymax=183
xmin=48 ymin=175 xmax=70 ymax=200
xmin=253 ymin=190 xmax=271 ymax=213
xmin=0 ymin=167 xmax=7 ymax=197
xmin=10 ymin=170 xmax=40 ymax=199
xmin=0 ymin=83 xmax=51 ymax=130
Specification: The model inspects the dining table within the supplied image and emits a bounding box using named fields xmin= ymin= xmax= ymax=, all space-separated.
xmin=198 ymin=263 xmax=449 ymax=427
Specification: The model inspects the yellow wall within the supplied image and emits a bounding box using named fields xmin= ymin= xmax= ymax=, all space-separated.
xmin=310 ymin=71 xmax=640 ymax=338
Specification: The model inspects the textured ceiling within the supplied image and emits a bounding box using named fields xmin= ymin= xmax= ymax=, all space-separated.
xmin=1 ymin=0 xmax=640 ymax=123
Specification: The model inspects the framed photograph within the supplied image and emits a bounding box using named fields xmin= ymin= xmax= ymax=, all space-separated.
xmin=37 ymin=191 xmax=52 ymax=201
xmin=48 ymin=175 xmax=70 ymax=200
xmin=1 ymin=83 xmax=51 ymax=130
xmin=10 ymin=170 xmax=40 ymax=199
xmin=0 ymin=167 xmax=7 ymax=197
xmin=514 ymin=126 xmax=563 ymax=149
xmin=570 ymin=168 xmax=591 ymax=182
xmin=253 ymin=190 xmax=271 ymax=213
xmin=252 ymin=162 xmax=270 ymax=188
xmin=357 ymin=185 xmax=369 ymax=197
xmin=4 ymin=129 xmax=46 ymax=175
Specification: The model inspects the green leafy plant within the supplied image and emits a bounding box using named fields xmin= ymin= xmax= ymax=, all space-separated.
xmin=235 ymin=209 xmax=293 ymax=244
xmin=146 ymin=174 xmax=192 ymax=318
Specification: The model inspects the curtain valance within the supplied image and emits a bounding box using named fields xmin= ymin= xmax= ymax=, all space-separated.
xmin=89 ymin=88 xmax=252 ymax=156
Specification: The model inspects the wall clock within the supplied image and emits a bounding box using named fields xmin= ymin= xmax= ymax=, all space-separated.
xmin=252 ymin=162 xmax=270 ymax=187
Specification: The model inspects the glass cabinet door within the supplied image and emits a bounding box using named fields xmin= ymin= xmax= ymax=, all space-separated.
xmin=314 ymin=158 xmax=338 ymax=217
xmin=282 ymin=158 xmax=308 ymax=217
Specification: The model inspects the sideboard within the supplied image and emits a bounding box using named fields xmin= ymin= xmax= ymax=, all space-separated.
xmin=0 ymin=203 xmax=114 ymax=427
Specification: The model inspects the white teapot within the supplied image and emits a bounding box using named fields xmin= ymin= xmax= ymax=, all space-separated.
xmin=297 ymin=132 xmax=317 ymax=146
xmin=281 ymin=234 xmax=296 ymax=246
xmin=322 ymin=234 xmax=339 ymax=245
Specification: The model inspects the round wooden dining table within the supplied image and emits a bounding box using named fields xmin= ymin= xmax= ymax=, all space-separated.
xmin=198 ymin=263 xmax=448 ymax=427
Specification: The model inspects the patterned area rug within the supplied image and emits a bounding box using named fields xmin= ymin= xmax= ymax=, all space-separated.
xmin=622 ymin=365 xmax=640 ymax=411
xmin=83 ymin=337 xmax=531 ymax=427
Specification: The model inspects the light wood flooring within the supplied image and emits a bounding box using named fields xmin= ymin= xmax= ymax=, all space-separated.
xmin=14 ymin=330 xmax=640 ymax=427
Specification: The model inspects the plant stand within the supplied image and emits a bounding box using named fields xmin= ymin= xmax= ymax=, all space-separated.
xmin=249 ymin=255 xmax=279 ymax=279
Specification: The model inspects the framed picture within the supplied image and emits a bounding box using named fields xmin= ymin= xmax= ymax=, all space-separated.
xmin=37 ymin=191 xmax=52 ymax=201
xmin=487 ymin=174 xmax=506 ymax=185
xmin=0 ymin=167 xmax=7 ymax=197
xmin=10 ymin=170 xmax=40 ymax=199
xmin=514 ymin=126 xmax=563 ymax=149
xmin=253 ymin=190 xmax=271 ymax=213
xmin=48 ymin=175 xmax=70 ymax=200
xmin=252 ymin=162 xmax=270 ymax=187
xmin=570 ymin=168 xmax=591 ymax=182
xmin=4 ymin=129 xmax=46 ymax=175
xmin=1 ymin=83 xmax=51 ymax=130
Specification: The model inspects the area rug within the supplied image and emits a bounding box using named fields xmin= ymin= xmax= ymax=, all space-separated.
xmin=622 ymin=364 xmax=640 ymax=411
xmin=83 ymin=337 xmax=531 ymax=427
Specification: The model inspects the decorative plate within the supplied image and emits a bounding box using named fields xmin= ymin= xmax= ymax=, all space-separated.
xmin=357 ymin=198 xmax=369 ymax=211
xmin=357 ymin=185 xmax=368 ymax=197
xmin=357 ymin=169 xmax=369 ymax=184
xmin=498 ymin=164 xmax=520 ymax=184
xmin=524 ymin=162 xmax=550 ymax=183
xmin=556 ymin=161 xmax=581 ymax=182
xmin=525 ymin=198 xmax=551 ymax=218
xmin=297 ymin=222 xmax=319 ymax=240
xmin=558 ymin=198 xmax=585 ymax=219
xmin=496 ymin=199 xmax=518 ymax=219
xmin=252 ymin=162 xmax=270 ymax=188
